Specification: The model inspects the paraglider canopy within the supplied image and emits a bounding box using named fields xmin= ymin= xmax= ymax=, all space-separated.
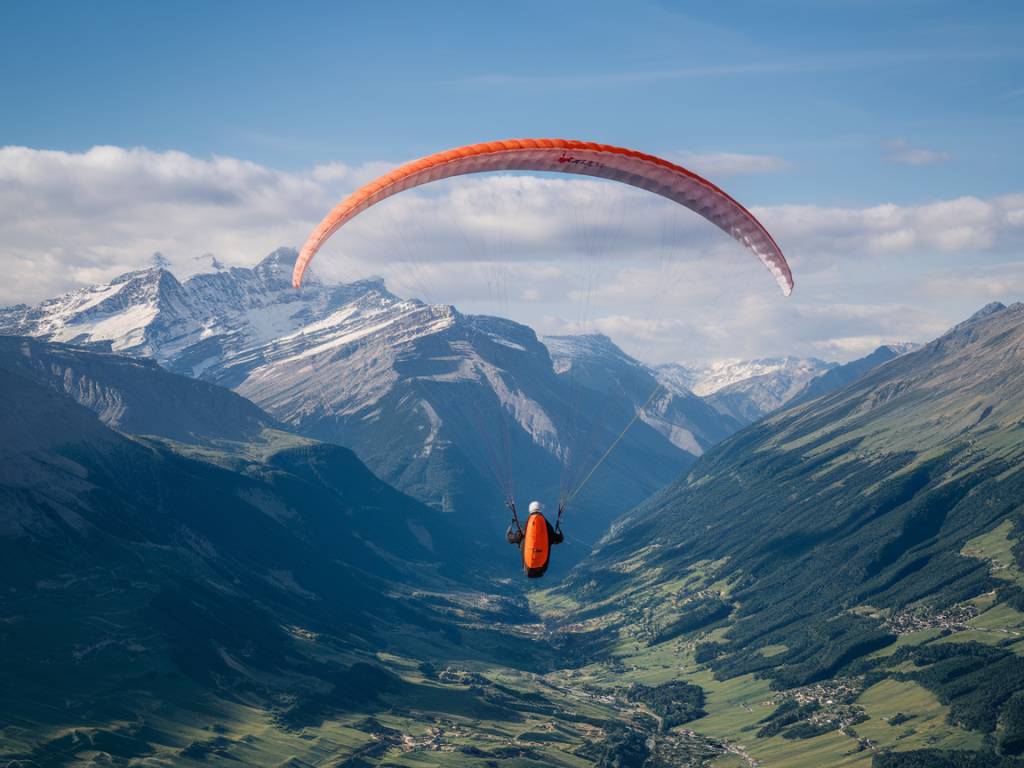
xmin=292 ymin=138 xmax=793 ymax=296
xmin=292 ymin=138 xmax=796 ymax=550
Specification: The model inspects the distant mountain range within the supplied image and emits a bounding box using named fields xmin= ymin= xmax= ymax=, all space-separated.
xmin=659 ymin=345 xmax=920 ymax=426
xmin=659 ymin=356 xmax=838 ymax=425
xmin=0 ymin=335 xmax=485 ymax=584
xmin=658 ymin=356 xmax=834 ymax=397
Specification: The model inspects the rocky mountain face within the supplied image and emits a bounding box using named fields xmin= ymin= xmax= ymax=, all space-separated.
xmin=562 ymin=302 xmax=1024 ymax=764
xmin=658 ymin=356 xmax=838 ymax=425
xmin=0 ymin=336 xmax=282 ymax=450
xmin=1 ymin=250 xmax=741 ymax=556
xmin=544 ymin=333 xmax=742 ymax=457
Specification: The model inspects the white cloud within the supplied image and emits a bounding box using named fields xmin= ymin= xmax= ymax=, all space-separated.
xmin=673 ymin=152 xmax=790 ymax=177
xmin=757 ymin=195 xmax=1020 ymax=260
xmin=1004 ymin=205 xmax=1024 ymax=227
xmin=809 ymin=336 xmax=897 ymax=357
xmin=918 ymin=261 xmax=1024 ymax=300
xmin=1 ymin=145 xmax=1021 ymax=364
xmin=883 ymin=139 xmax=951 ymax=166
xmin=0 ymin=145 xmax=385 ymax=302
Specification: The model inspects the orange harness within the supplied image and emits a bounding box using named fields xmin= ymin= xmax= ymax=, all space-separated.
xmin=522 ymin=513 xmax=551 ymax=572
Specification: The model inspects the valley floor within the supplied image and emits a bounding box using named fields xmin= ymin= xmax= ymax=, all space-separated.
xmin=7 ymin=558 xmax=1024 ymax=768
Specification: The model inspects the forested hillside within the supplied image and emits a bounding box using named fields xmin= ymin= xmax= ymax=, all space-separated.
xmin=557 ymin=302 xmax=1024 ymax=766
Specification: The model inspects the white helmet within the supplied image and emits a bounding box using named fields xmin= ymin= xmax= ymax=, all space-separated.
xmin=528 ymin=501 xmax=544 ymax=514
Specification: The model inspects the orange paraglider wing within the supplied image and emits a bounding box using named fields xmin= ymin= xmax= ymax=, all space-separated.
xmin=292 ymin=138 xmax=793 ymax=296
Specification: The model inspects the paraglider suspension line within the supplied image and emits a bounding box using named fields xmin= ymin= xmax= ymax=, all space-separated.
xmin=564 ymin=383 xmax=663 ymax=506
xmin=507 ymin=499 xmax=522 ymax=535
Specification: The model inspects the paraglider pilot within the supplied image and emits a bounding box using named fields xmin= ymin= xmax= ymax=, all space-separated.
xmin=507 ymin=501 xmax=563 ymax=578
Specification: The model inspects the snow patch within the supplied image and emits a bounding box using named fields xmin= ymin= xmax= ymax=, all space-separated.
xmin=417 ymin=399 xmax=443 ymax=458
xmin=664 ymin=357 xmax=834 ymax=396
xmin=51 ymin=303 xmax=159 ymax=352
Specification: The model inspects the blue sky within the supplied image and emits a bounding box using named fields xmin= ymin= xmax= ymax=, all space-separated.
xmin=1 ymin=1 xmax=1023 ymax=361
xmin=4 ymin=1 xmax=1021 ymax=202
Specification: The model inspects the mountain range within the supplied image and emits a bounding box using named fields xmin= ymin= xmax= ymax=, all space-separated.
xmin=659 ymin=356 xmax=836 ymax=398
xmin=0 ymin=250 xmax=750 ymax=557
xmin=659 ymin=356 xmax=838 ymax=425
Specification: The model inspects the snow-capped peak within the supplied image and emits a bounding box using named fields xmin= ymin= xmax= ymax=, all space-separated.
xmin=879 ymin=341 xmax=920 ymax=356
xmin=660 ymin=356 xmax=834 ymax=397
xmin=0 ymin=265 xmax=194 ymax=357
xmin=252 ymin=247 xmax=312 ymax=288
xmin=194 ymin=253 xmax=227 ymax=272
xmin=542 ymin=333 xmax=643 ymax=375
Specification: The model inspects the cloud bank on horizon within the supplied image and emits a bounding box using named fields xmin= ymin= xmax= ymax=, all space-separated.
xmin=1 ymin=144 xmax=1022 ymax=364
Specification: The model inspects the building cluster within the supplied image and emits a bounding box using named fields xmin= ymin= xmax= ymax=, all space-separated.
xmin=883 ymin=603 xmax=978 ymax=635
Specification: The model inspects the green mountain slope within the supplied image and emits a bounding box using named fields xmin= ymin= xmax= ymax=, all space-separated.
xmin=554 ymin=302 xmax=1024 ymax=766
xmin=0 ymin=343 xmax=547 ymax=765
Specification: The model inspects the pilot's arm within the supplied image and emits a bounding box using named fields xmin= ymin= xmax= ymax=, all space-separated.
xmin=548 ymin=521 xmax=564 ymax=545
xmin=507 ymin=525 xmax=524 ymax=545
